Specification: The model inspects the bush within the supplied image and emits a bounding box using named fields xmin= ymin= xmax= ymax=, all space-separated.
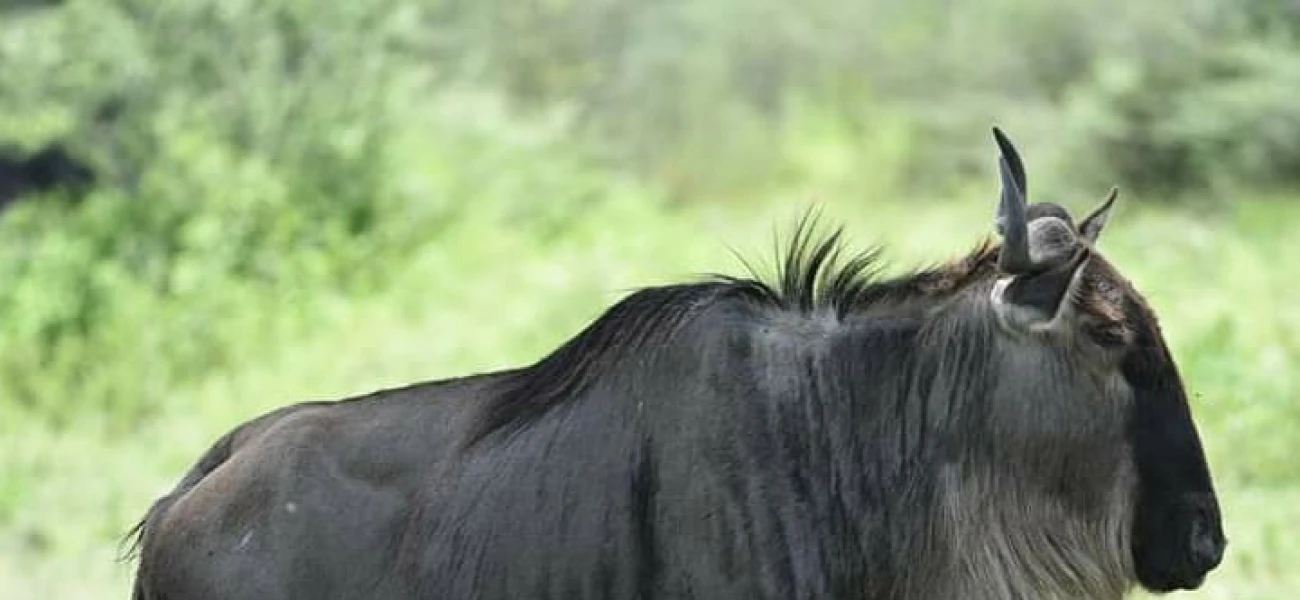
xmin=0 ymin=1 xmax=634 ymax=425
xmin=1062 ymin=37 xmax=1300 ymax=197
xmin=5 ymin=0 xmax=1300 ymax=425
xmin=422 ymin=0 xmax=1300 ymax=198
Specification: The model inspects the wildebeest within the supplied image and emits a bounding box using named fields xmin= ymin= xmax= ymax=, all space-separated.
xmin=125 ymin=128 xmax=1224 ymax=599
xmin=0 ymin=0 xmax=66 ymax=16
xmin=0 ymin=141 xmax=95 ymax=212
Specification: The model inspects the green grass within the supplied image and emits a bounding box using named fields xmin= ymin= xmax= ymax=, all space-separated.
xmin=1 ymin=190 xmax=1296 ymax=598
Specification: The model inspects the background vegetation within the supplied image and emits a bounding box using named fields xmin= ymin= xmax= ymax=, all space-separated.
xmin=0 ymin=0 xmax=1296 ymax=597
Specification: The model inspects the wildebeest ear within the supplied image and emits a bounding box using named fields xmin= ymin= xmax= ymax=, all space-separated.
xmin=992 ymin=247 xmax=1091 ymax=331
xmin=1079 ymin=186 xmax=1119 ymax=244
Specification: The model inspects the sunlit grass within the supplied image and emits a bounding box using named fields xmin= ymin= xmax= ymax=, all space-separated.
xmin=1 ymin=190 xmax=1295 ymax=598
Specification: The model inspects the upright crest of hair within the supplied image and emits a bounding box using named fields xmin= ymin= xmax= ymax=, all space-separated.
xmin=722 ymin=208 xmax=884 ymax=318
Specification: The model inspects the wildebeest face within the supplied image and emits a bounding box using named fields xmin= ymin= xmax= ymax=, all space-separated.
xmin=984 ymin=128 xmax=1226 ymax=592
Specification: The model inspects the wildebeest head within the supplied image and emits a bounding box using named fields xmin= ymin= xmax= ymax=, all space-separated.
xmin=983 ymin=127 xmax=1225 ymax=592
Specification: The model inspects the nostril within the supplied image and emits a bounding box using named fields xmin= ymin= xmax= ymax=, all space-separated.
xmin=1189 ymin=525 xmax=1226 ymax=571
xmin=1204 ymin=536 xmax=1226 ymax=569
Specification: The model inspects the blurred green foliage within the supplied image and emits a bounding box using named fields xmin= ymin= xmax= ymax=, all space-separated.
xmin=0 ymin=1 xmax=632 ymax=422
xmin=424 ymin=0 xmax=1300 ymax=195
xmin=1 ymin=0 xmax=1298 ymax=425
xmin=4 ymin=0 xmax=1300 ymax=425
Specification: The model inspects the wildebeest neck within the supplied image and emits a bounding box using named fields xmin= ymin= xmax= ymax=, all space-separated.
xmin=465 ymin=214 xmax=1003 ymax=446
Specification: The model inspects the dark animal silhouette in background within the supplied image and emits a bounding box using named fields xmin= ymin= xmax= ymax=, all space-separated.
xmin=125 ymin=128 xmax=1225 ymax=600
xmin=0 ymin=142 xmax=95 ymax=212
xmin=0 ymin=0 xmax=65 ymax=16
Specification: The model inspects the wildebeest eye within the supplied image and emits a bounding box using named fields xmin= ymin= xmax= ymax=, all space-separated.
xmin=1073 ymin=266 xmax=1135 ymax=348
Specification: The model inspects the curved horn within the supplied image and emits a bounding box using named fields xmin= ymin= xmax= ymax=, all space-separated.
xmin=996 ymin=156 xmax=1033 ymax=273
xmin=992 ymin=126 xmax=1027 ymax=198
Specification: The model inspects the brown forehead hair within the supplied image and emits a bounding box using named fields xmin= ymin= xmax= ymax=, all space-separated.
xmin=1074 ymin=253 xmax=1141 ymax=347
xmin=861 ymin=231 xmax=1144 ymax=350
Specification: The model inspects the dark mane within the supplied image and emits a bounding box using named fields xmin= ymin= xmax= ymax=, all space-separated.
xmin=709 ymin=211 xmax=884 ymax=316
xmin=716 ymin=212 xmax=999 ymax=317
xmin=464 ymin=281 xmax=736 ymax=444
xmin=465 ymin=212 xmax=1000 ymax=445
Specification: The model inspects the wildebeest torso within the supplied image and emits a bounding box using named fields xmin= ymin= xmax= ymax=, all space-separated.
xmin=132 ymin=270 xmax=1130 ymax=599
xmin=128 ymin=129 xmax=1224 ymax=600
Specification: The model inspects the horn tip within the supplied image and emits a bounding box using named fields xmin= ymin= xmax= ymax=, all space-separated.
xmin=1102 ymin=186 xmax=1120 ymax=206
